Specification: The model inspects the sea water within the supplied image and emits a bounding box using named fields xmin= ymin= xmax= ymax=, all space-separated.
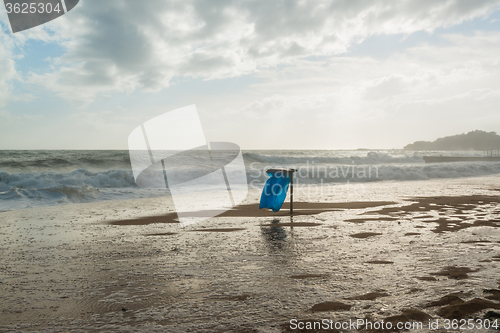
xmin=1 ymin=149 xmax=500 ymax=211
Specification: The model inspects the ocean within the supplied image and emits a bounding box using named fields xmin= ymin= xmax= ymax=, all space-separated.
xmin=1 ymin=149 xmax=500 ymax=212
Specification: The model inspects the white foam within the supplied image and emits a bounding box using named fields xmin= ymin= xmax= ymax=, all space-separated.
xmin=2 ymin=150 xmax=500 ymax=211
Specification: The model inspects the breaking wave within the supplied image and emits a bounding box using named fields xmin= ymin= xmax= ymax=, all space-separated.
xmin=1 ymin=150 xmax=500 ymax=211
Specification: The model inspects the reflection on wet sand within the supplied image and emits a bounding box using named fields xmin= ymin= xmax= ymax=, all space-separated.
xmin=260 ymin=218 xmax=296 ymax=255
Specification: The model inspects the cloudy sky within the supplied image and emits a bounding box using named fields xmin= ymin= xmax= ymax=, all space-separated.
xmin=1 ymin=0 xmax=500 ymax=149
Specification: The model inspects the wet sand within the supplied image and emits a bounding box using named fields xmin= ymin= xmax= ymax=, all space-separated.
xmin=1 ymin=177 xmax=500 ymax=332
xmin=108 ymin=201 xmax=394 ymax=226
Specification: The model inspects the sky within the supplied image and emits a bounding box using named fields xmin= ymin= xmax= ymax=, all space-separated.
xmin=1 ymin=0 xmax=500 ymax=150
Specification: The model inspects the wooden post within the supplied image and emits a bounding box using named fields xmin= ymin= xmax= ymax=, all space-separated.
xmin=290 ymin=170 xmax=293 ymax=215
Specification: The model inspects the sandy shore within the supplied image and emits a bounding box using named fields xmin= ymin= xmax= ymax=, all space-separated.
xmin=1 ymin=176 xmax=500 ymax=332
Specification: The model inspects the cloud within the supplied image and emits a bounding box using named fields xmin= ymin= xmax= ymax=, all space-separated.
xmin=0 ymin=109 xmax=43 ymax=129
xmin=0 ymin=58 xmax=20 ymax=108
xmin=15 ymin=0 xmax=500 ymax=104
xmin=0 ymin=5 xmax=61 ymax=108
xmin=363 ymin=75 xmax=407 ymax=100
xmin=218 ymin=29 xmax=500 ymax=148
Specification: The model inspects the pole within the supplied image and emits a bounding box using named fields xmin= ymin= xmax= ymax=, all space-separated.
xmin=290 ymin=170 xmax=293 ymax=215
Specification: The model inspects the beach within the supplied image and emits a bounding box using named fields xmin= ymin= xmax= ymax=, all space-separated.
xmin=1 ymin=175 xmax=500 ymax=332
xmin=5 ymin=0 xmax=500 ymax=330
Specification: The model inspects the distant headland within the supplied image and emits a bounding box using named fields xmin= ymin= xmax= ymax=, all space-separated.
xmin=404 ymin=130 xmax=500 ymax=150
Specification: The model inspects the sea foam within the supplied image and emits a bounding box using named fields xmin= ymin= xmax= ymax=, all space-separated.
xmin=1 ymin=150 xmax=500 ymax=211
